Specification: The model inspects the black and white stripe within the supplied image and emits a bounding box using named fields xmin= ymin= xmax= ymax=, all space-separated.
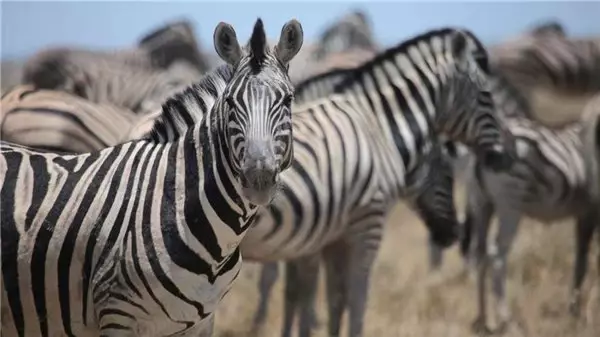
xmin=491 ymin=22 xmax=600 ymax=95
xmin=1 ymin=85 xmax=139 ymax=154
xmin=137 ymin=27 xmax=514 ymax=337
xmin=250 ymin=61 xmax=461 ymax=334
xmin=0 ymin=18 xmax=303 ymax=337
xmin=22 ymin=49 xmax=200 ymax=116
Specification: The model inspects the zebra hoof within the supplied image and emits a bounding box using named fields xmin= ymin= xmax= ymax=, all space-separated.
xmin=471 ymin=317 xmax=493 ymax=336
xmin=569 ymin=300 xmax=581 ymax=318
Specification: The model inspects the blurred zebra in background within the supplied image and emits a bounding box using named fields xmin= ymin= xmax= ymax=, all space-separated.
xmin=250 ymin=65 xmax=459 ymax=335
xmin=1 ymin=20 xmax=208 ymax=154
xmin=0 ymin=85 xmax=139 ymax=153
xmin=237 ymin=28 xmax=515 ymax=337
xmin=289 ymin=10 xmax=379 ymax=84
xmin=21 ymin=19 xmax=208 ymax=115
xmin=491 ymin=21 xmax=600 ymax=96
xmin=460 ymin=100 xmax=600 ymax=334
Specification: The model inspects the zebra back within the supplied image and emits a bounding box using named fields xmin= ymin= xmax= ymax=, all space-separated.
xmin=1 ymin=85 xmax=139 ymax=153
xmin=490 ymin=25 xmax=600 ymax=95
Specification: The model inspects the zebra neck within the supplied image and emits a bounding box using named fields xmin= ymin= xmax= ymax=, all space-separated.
xmin=170 ymin=118 xmax=258 ymax=262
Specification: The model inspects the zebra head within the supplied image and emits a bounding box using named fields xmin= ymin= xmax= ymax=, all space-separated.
xmin=437 ymin=29 xmax=515 ymax=172
xmin=213 ymin=18 xmax=303 ymax=205
xmin=407 ymin=144 xmax=459 ymax=249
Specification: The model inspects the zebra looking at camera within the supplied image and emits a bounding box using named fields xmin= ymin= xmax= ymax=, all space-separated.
xmin=1 ymin=18 xmax=303 ymax=337
xmin=130 ymin=27 xmax=515 ymax=337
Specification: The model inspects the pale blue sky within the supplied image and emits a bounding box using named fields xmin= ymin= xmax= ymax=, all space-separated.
xmin=2 ymin=1 xmax=599 ymax=60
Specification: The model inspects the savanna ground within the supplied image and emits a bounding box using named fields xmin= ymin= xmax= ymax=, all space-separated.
xmin=213 ymin=90 xmax=599 ymax=337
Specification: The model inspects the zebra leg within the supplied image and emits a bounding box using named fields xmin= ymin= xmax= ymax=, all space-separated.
xmin=569 ymin=211 xmax=597 ymax=317
xmin=490 ymin=208 xmax=522 ymax=334
xmin=281 ymin=261 xmax=300 ymax=337
xmin=284 ymin=254 xmax=320 ymax=337
xmin=428 ymin=236 xmax=444 ymax=271
xmin=470 ymin=199 xmax=494 ymax=334
xmin=323 ymin=241 xmax=350 ymax=337
xmin=251 ymin=262 xmax=279 ymax=331
xmin=346 ymin=216 xmax=384 ymax=337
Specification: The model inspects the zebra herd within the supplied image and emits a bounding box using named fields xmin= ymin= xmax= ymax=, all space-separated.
xmin=1 ymin=11 xmax=599 ymax=337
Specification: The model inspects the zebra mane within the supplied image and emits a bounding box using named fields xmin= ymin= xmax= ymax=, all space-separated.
xmin=146 ymin=64 xmax=233 ymax=142
xmin=294 ymin=68 xmax=351 ymax=92
xmin=247 ymin=18 xmax=268 ymax=73
xmin=332 ymin=27 xmax=488 ymax=92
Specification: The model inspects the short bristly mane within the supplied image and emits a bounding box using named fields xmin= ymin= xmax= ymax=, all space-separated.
xmin=248 ymin=18 xmax=268 ymax=73
xmin=147 ymin=64 xmax=233 ymax=141
xmin=333 ymin=27 xmax=489 ymax=92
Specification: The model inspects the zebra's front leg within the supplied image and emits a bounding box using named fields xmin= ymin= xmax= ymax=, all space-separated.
xmin=569 ymin=211 xmax=597 ymax=317
xmin=251 ymin=261 xmax=279 ymax=332
xmin=489 ymin=208 xmax=522 ymax=335
xmin=470 ymin=199 xmax=494 ymax=335
xmin=346 ymin=217 xmax=384 ymax=337
xmin=428 ymin=235 xmax=444 ymax=271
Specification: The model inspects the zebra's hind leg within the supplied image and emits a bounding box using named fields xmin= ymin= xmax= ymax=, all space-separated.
xmin=346 ymin=215 xmax=385 ymax=337
xmin=281 ymin=254 xmax=320 ymax=337
xmin=251 ymin=262 xmax=279 ymax=332
xmin=490 ymin=207 xmax=522 ymax=335
xmin=569 ymin=210 xmax=597 ymax=317
xmin=323 ymin=241 xmax=350 ymax=337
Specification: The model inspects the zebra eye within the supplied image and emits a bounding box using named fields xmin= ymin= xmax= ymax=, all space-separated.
xmin=283 ymin=95 xmax=294 ymax=107
xmin=226 ymin=96 xmax=235 ymax=108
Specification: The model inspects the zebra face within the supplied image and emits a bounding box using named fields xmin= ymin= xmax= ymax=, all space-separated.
xmin=223 ymin=79 xmax=294 ymax=205
xmin=442 ymin=30 xmax=515 ymax=172
xmin=214 ymin=18 xmax=303 ymax=205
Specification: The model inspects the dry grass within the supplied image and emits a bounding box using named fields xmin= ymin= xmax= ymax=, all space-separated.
xmin=213 ymin=179 xmax=599 ymax=337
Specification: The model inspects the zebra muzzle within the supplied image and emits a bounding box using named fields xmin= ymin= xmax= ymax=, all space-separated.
xmin=239 ymin=142 xmax=280 ymax=205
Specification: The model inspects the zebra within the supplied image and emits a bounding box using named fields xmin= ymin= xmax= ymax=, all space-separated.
xmin=249 ymin=64 xmax=461 ymax=334
xmin=490 ymin=21 xmax=600 ymax=96
xmin=128 ymin=26 xmax=516 ymax=337
xmin=456 ymin=108 xmax=600 ymax=334
xmin=137 ymin=19 xmax=212 ymax=74
xmin=22 ymin=47 xmax=202 ymax=116
xmin=0 ymin=18 xmax=304 ymax=337
xmin=289 ymin=10 xmax=378 ymax=84
xmin=0 ymin=85 xmax=140 ymax=154
xmin=312 ymin=10 xmax=378 ymax=60
xmin=427 ymin=70 xmax=536 ymax=270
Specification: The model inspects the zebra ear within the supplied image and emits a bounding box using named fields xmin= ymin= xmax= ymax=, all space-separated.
xmin=214 ymin=22 xmax=243 ymax=66
xmin=275 ymin=19 xmax=304 ymax=67
xmin=449 ymin=30 xmax=469 ymax=62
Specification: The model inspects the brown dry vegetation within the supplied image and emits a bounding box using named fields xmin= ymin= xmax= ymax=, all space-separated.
xmin=213 ymin=91 xmax=600 ymax=337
